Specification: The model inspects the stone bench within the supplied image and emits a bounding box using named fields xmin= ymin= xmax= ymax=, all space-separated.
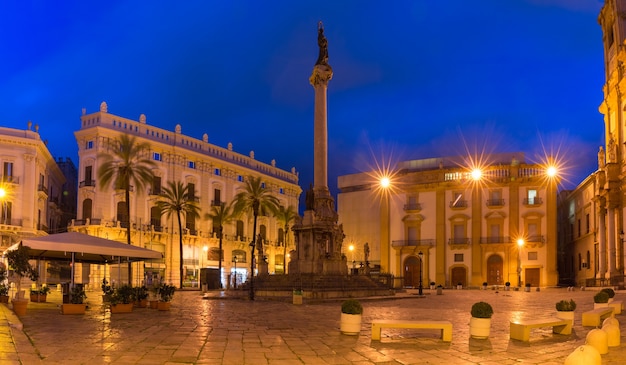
xmin=509 ymin=317 xmax=572 ymax=342
xmin=371 ymin=320 xmax=452 ymax=342
xmin=582 ymin=307 xmax=614 ymax=327
xmin=609 ymin=300 xmax=623 ymax=315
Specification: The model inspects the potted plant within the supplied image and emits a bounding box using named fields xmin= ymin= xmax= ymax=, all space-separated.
xmin=157 ymin=283 xmax=176 ymax=310
xmin=110 ymin=284 xmax=134 ymax=313
xmin=482 ymin=281 xmax=488 ymax=290
xmin=61 ymin=286 xmax=88 ymax=314
xmin=601 ymin=288 xmax=615 ymax=303
xmin=149 ymin=283 xmax=160 ymax=309
xmin=457 ymin=282 xmax=463 ymax=290
xmin=504 ymin=282 xmax=511 ymax=291
xmin=30 ymin=285 xmax=51 ymax=303
xmin=292 ymin=289 xmax=303 ymax=305
xmin=436 ymin=284 xmax=443 ymax=295
xmin=594 ymin=290 xmax=610 ymax=309
xmin=429 ymin=281 xmax=436 ymax=290
xmin=132 ymin=286 xmax=149 ymax=308
xmin=5 ymin=244 xmax=38 ymax=316
xmin=101 ymin=278 xmax=113 ymax=303
xmin=470 ymin=301 xmax=493 ymax=339
xmin=0 ymin=265 xmax=9 ymax=303
xmin=340 ymin=299 xmax=363 ymax=335
xmin=555 ymin=299 xmax=576 ymax=324
xmin=524 ymin=283 xmax=531 ymax=292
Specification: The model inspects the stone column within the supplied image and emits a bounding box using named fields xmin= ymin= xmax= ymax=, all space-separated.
xmin=309 ymin=64 xmax=333 ymax=191
xmin=599 ymin=207 xmax=606 ymax=278
xmin=608 ymin=207 xmax=616 ymax=276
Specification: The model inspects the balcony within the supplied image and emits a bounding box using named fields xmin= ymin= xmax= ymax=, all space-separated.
xmin=486 ymin=199 xmax=505 ymax=207
xmin=37 ymin=184 xmax=48 ymax=194
xmin=149 ymin=188 xmax=161 ymax=196
xmin=187 ymin=196 xmax=200 ymax=203
xmin=403 ymin=203 xmax=422 ymax=211
xmin=479 ymin=236 xmax=511 ymax=244
xmin=211 ymin=200 xmax=222 ymax=206
xmin=79 ymin=180 xmax=95 ymax=188
xmin=449 ymin=200 xmax=468 ymax=208
xmin=0 ymin=175 xmax=19 ymax=184
xmin=448 ymin=237 xmax=470 ymax=245
xmin=391 ymin=239 xmax=435 ymax=247
xmin=526 ymin=235 xmax=545 ymax=243
xmin=523 ymin=197 xmax=543 ymax=206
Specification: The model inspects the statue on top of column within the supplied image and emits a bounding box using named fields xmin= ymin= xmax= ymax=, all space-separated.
xmin=598 ymin=146 xmax=606 ymax=168
xmin=315 ymin=21 xmax=329 ymax=66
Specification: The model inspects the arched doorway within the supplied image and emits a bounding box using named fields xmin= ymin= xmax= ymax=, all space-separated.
xmin=403 ymin=256 xmax=422 ymax=288
xmin=451 ymin=266 xmax=466 ymax=286
xmin=487 ymin=254 xmax=503 ymax=285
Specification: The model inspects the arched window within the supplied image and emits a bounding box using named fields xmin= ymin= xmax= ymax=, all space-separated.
xmin=117 ymin=201 xmax=128 ymax=228
xmin=82 ymin=199 xmax=92 ymax=220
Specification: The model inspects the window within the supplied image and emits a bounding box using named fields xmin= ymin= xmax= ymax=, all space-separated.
xmin=186 ymin=211 xmax=196 ymax=234
xmin=279 ymin=187 xmax=284 ymax=194
xmin=528 ymin=252 xmax=538 ymax=261
xmin=585 ymin=214 xmax=590 ymax=234
xmin=86 ymin=140 xmax=94 ymax=149
xmin=84 ymin=166 xmax=93 ymax=186
xmin=150 ymin=206 xmax=161 ymax=231
xmin=454 ymin=254 xmax=464 ymax=262
xmin=237 ymin=175 xmax=243 ymax=182
xmin=453 ymin=224 xmax=465 ymax=244
xmin=153 ymin=152 xmax=161 ymax=161
xmin=259 ymin=225 xmax=267 ymax=243
xmin=208 ymin=248 xmax=222 ymax=261
xmin=214 ymin=168 xmax=221 ymax=176
xmin=213 ymin=188 xmax=221 ymax=206
xmin=0 ymin=201 xmax=12 ymax=224
xmin=117 ymin=202 xmax=129 ymax=228
xmin=188 ymin=161 xmax=195 ymax=169
xmin=278 ymin=228 xmax=284 ymax=245
xmin=526 ymin=189 xmax=538 ymax=205
xmin=151 ymin=176 xmax=161 ymax=195
xmin=187 ymin=183 xmax=196 ymax=201
xmin=82 ymin=199 xmax=92 ymax=220
xmin=577 ymin=219 xmax=581 ymax=238
xmin=236 ymin=220 xmax=244 ymax=240
xmin=3 ymin=162 xmax=13 ymax=181
xmin=487 ymin=190 xmax=503 ymax=206
xmin=261 ymin=182 xmax=266 ymax=189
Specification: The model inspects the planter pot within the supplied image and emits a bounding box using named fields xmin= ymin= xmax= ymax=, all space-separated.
xmin=608 ymin=298 xmax=614 ymax=303
xmin=110 ymin=303 xmax=133 ymax=313
xmin=469 ymin=317 xmax=491 ymax=339
xmin=11 ymin=299 xmax=28 ymax=316
xmin=134 ymin=299 xmax=148 ymax=308
xmin=504 ymin=286 xmax=510 ymax=291
xmin=340 ymin=313 xmax=362 ymax=335
xmin=30 ymin=293 xmax=47 ymax=303
xmin=61 ymin=304 xmax=87 ymax=315
xmin=556 ymin=311 xmax=575 ymax=326
xmin=102 ymin=294 xmax=111 ymax=303
xmin=524 ymin=287 xmax=530 ymax=292
xmin=429 ymin=285 xmax=436 ymax=290
xmin=293 ymin=294 xmax=303 ymax=305
xmin=157 ymin=301 xmax=171 ymax=311
xmin=0 ymin=295 xmax=9 ymax=303
xmin=149 ymin=300 xmax=159 ymax=309
xmin=456 ymin=285 xmax=462 ymax=290
xmin=436 ymin=287 xmax=443 ymax=295
xmin=594 ymin=303 xmax=609 ymax=309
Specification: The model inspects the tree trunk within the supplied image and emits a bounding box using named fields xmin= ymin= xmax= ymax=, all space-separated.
xmin=125 ymin=187 xmax=132 ymax=284
xmin=218 ymin=226 xmax=223 ymax=288
xmin=250 ymin=213 xmax=258 ymax=300
xmin=177 ymin=211 xmax=184 ymax=289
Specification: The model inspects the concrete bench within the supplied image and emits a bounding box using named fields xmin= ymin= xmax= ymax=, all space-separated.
xmin=371 ymin=320 xmax=452 ymax=342
xmin=509 ymin=317 xmax=572 ymax=342
xmin=582 ymin=307 xmax=614 ymax=327
xmin=609 ymin=300 xmax=623 ymax=315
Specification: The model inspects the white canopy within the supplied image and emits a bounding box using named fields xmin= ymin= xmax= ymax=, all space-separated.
xmin=6 ymin=232 xmax=163 ymax=264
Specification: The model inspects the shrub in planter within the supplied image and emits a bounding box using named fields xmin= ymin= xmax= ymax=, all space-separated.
xmin=555 ymin=299 xmax=577 ymax=311
xmin=594 ymin=291 xmax=609 ymax=304
xmin=341 ymin=299 xmax=363 ymax=315
xmin=601 ymin=288 xmax=615 ymax=299
xmin=340 ymin=299 xmax=363 ymax=335
xmin=471 ymin=302 xmax=493 ymax=318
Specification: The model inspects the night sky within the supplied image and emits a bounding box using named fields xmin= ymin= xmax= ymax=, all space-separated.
xmin=0 ymin=0 xmax=606 ymax=204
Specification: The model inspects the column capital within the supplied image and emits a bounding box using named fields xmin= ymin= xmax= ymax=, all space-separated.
xmin=309 ymin=64 xmax=333 ymax=87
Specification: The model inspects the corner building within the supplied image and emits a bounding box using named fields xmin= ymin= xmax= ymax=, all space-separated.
xmin=72 ymin=102 xmax=301 ymax=289
xmin=338 ymin=153 xmax=559 ymax=288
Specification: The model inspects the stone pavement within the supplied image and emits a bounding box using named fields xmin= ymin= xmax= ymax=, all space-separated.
xmin=0 ymin=287 xmax=624 ymax=364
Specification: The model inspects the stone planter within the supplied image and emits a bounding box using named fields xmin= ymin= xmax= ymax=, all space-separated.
xmin=436 ymin=287 xmax=443 ymax=295
xmin=134 ymin=299 xmax=148 ymax=308
xmin=110 ymin=303 xmax=133 ymax=313
xmin=469 ymin=317 xmax=491 ymax=339
xmin=30 ymin=293 xmax=47 ymax=303
xmin=556 ymin=311 xmax=575 ymax=326
xmin=594 ymin=302 xmax=609 ymax=309
xmin=11 ymin=299 xmax=28 ymax=316
xmin=293 ymin=294 xmax=303 ymax=305
xmin=340 ymin=313 xmax=362 ymax=335
xmin=61 ymin=304 xmax=87 ymax=315
xmin=149 ymin=300 xmax=159 ymax=309
xmin=0 ymin=295 xmax=9 ymax=303
xmin=157 ymin=301 xmax=171 ymax=311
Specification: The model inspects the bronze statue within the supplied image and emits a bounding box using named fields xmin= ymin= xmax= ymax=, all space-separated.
xmin=315 ymin=21 xmax=329 ymax=66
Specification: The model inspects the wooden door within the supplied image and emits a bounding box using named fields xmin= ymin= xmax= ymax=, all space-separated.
xmin=451 ymin=267 xmax=466 ymax=286
xmin=525 ymin=268 xmax=540 ymax=286
xmin=404 ymin=256 xmax=421 ymax=288
xmin=487 ymin=254 xmax=503 ymax=285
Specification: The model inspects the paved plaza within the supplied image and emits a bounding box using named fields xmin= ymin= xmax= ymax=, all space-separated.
xmin=0 ymin=287 xmax=624 ymax=364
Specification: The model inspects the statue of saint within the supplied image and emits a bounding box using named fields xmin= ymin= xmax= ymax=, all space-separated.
xmin=315 ymin=21 xmax=329 ymax=66
xmin=363 ymin=242 xmax=370 ymax=263
xmin=598 ymin=146 xmax=606 ymax=168
xmin=305 ymin=183 xmax=315 ymax=210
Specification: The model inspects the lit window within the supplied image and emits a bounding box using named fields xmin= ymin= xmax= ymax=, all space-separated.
xmin=153 ymin=152 xmax=161 ymax=161
xmin=214 ymin=168 xmax=221 ymax=176
xmin=279 ymin=187 xmax=284 ymax=194
xmin=261 ymin=182 xmax=266 ymax=189
xmin=237 ymin=175 xmax=243 ymax=182
xmin=86 ymin=140 xmax=94 ymax=149
xmin=188 ymin=161 xmax=195 ymax=169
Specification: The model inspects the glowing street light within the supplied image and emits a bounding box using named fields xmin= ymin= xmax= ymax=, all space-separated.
xmin=380 ymin=176 xmax=390 ymax=189
xmin=517 ymin=238 xmax=524 ymax=287
xmin=546 ymin=165 xmax=557 ymax=178
xmin=470 ymin=168 xmax=482 ymax=181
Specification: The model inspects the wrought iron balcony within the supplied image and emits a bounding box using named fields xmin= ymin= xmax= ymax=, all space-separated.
xmin=523 ymin=197 xmax=543 ymax=205
xmin=79 ymin=180 xmax=95 ymax=188
xmin=486 ymin=199 xmax=505 ymax=207
xmin=391 ymin=239 xmax=435 ymax=247
xmin=448 ymin=237 xmax=470 ymax=245
xmin=449 ymin=200 xmax=468 ymax=208
xmin=479 ymin=236 xmax=511 ymax=244
xmin=403 ymin=203 xmax=422 ymax=211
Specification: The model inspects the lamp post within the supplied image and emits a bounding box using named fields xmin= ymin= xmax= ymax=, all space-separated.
xmin=517 ymin=238 xmax=524 ymax=287
xmin=201 ymin=245 xmax=208 ymax=291
xmin=0 ymin=187 xmax=6 ymax=224
xmin=418 ymin=251 xmax=424 ymax=296
xmin=232 ymin=255 xmax=238 ymax=289
xmin=348 ymin=244 xmax=354 ymax=274
xmin=380 ymin=177 xmax=391 ymax=277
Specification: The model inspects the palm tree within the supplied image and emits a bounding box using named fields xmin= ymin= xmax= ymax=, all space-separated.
xmin=204 ymin=201 xmax=237 ymax=288
xmin=156 ymin=181 xmax=201 ymax=289
xmin=98 ymin=134 xmax=155 ymax=283
xmin=274 ymin=205 xmax=298 ymax=274
xmin=233 ymin=176 xmax=279 ymax=300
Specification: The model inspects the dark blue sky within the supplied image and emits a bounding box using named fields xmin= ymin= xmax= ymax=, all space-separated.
xmin=0 ymin=0 xmax=606 ymax=201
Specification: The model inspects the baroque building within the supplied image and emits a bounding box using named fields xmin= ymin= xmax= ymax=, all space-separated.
xmin=337 ymin=153 xmax=559 ymax=288
xmin=71 ymin=102 xmax=301 ymax=289
xmin=0 ymin=124 xmax=66 ymax=250
xmin=560 ymin=0 xmax=626 ymax=288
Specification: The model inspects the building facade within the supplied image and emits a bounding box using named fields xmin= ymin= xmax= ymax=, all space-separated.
xmin=71 ymin=102 xmax=301 ymax=289
xmin=338 ymin=153 xmax=559 ymax=288
xmin=0 ymin=124 xmax=66 ymax=250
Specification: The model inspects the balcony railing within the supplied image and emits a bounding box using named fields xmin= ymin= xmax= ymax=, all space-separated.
xmin=523 ymin=197 xmax=543 ymax=205
xmin=391 ymin=239 xmax=435 ymax=247
xmin=526 ymin=235 xmax=545 ymax=243
xmin=187 ymin=196 xmax=200 ymax=203
xmin=486 ymin=199 xmax=505 ymax=207
xmin=403 ymin=203 xmax=422 ymax=211
xmin=37 ymin=184 xmax=48 ymax=194
xmin=79 ymin=180 xmax=96 ymax=188
xmin=211 ymin=200 xmax=222 ymax=206
xmin=449 ymin=200 xmax=468 ymax=208
xmin=0 ymin=175 xmax=19 ymax=184
xmin=448 ymin=238 xmax=470 ymax=245
xmin=479 ymin=236 xmax=511 ymax=244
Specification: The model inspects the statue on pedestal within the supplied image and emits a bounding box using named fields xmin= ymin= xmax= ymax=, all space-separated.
xmin=315 ymin=21 xmax=329 ymax=66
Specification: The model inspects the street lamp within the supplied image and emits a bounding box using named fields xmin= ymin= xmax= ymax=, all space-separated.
xmin=418 ymin=251 xmax=424 ymax=296
xmin=517 ymin=238 xmax=524 ymax=287
xmin=232 ymin=255 xmax=238 ymax=289
xmin=380 ymin=177 xmax=391 ymax=276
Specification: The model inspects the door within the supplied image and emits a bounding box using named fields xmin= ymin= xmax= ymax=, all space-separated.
xmin=525 ymin=268 xmax=540 ymax=287
xmin=451 ymin=266 xmax=466 ymax=286
xmin=403 ymin=256 xmax=421 ymax=288
xmin=487 ymin=254 xmax=503 ymax=285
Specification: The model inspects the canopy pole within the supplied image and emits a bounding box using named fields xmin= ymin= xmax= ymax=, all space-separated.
xmin=71 ymin=252 xmax=75 ymax=289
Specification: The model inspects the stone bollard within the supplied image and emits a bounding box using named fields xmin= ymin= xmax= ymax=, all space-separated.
xmin=586 ymin=328 xmax=608 ymax=355
xmin=602 ymin=323 xmax=620 ymax=347
xmin=564 ymin=345 xmax=601 ymax=365
xmin=603 ymin=317 xmax=619 ymax=328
